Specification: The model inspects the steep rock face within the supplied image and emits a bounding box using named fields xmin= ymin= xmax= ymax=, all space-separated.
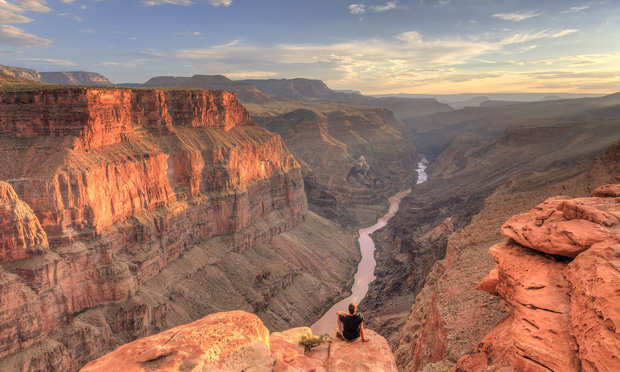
xmin=0 ymin=182 xmax=49 ymax=263
xmin=82 ymin=311 xmax=398 ymax=372
xmin=143 ymin=75 xmax=274 ymax=104
xmin=387 ymin=140 xmax=620 ymax=371
xmin=260 ymin=107 xmax=414 ymax=207
xmin=0 ymin=87 xmax=366 ymax=371
xmin=364 ymin=97 xmax=620 ymax=360
xmin=38 ymin=72 xmax=113 ymax=87
xmin=455 ymin=185 xmax=620 ymax=371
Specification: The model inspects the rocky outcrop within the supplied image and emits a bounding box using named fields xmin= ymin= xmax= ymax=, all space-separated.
xmin=38 ymin=72 xmax=113 ymax=87
xmin=0 ymin=87 xmax=361 ymax=371
xmin=260 ymin=107 xmax=414 ymax=207
xmin=143 ymin=75 xmax=274 ymax=104
xmin=455 ymin=185 xmax=620 ymax=371
xmin=0 ymin=182 xmax=49 ymax=263
xmin=82 ymin=311 xmax=398 ymax=372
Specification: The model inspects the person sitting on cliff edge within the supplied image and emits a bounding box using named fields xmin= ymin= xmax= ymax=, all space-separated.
xmin=336 ymin=302 xmax=368 ymax=342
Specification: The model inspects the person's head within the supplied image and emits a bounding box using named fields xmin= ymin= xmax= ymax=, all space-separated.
xmin=348 ymin=302 xmax=357 ymax=315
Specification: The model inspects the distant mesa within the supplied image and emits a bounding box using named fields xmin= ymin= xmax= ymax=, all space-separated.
xmin=0 ymin=65 xmax=112 ymax=87
xmin=38 ymin=71 xmax=113 ymax=86
xmin=542 ymin=95 xmax=565 ymax=101
xmin=442 ymin=96 xmax=490 ymax=110
xmin=143 ymin=74 xmax=275 ymax=104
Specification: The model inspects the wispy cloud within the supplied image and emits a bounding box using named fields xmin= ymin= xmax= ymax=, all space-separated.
xmin=19 ymin=57 xmax=76 ymax=65
xmin=500 ymin=29 xmax=578 ymax=45
xmin=348 ymin=4 xmax=365 ymax=14
xmin=174 ymin=31 xmax=201 ymax=36
xmin=142 ymin=0 xmax=231 ymax=6
xmin=561 ymin=5 xmax=589 ymax=14
xmin=369 ymin=1 xmax=397 ymax=12
xmin=493 ymin=11 xmax=541 ymax=22
xmin=58 ymin=12 xmax=82 ymax=21
xmin=0 ymin=24 xmax=53 ymax=47
xmin=0 ymin=0 xmax=51 ymax=24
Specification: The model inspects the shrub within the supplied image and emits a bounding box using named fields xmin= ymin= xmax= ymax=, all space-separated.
xmin=299 ymin=333 xmax=329 ymax=352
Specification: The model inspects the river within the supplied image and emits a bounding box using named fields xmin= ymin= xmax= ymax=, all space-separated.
xmin=310 ymin=157 xmax=429 ymax=335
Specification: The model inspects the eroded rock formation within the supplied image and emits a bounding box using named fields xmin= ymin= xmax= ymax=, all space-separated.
xmin=0 ymin=87 xmax=360 ymax=371
xmin=82 ymin=310 xmax=398 ymax=372
xmin=260 ymin=107 xmax=414 ymax=207
xmin=455 ymin=184 xmax=620 ymax=371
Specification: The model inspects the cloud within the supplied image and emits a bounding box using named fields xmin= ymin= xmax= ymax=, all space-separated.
xmin=62 ymin=0 xmax=75 ymax=3
xmin=12 ymin=0 xmax=51 ymax=13
xmin=58 ymin=12 xmax=82 ymax=21
xmin=224 ymin=70 xmax=279 ymax=79
xmin=0 ymin=0 xmax=51 ymax=24
xmin=19 ymin=57 xmax=76 ymax=65
xmin=561 ymin=5 xmax=589 ymax=14
xmin=493 ymin=11 xmax=541 ymax=22
xmin=0 ymin=11 xmax=32 ymax=23
xmin=369 ymin=1 xmax=397 ymax=12
xmin=0 ymin=24 xmax=52 ymax=47
xmin=500 ymin=29 xmax=578 ymax=45
xmin=174 ymin=31 xmax=201 ymax=36
xmin=348 ymin=4 xmax=365 ymax=14
xmin=142 ymin=0 xmax=231 ymax=6
xmin=349 ymin=1 xmax=402 ymax=14
xmin=78 ymin=29 xmax=96 ymax=33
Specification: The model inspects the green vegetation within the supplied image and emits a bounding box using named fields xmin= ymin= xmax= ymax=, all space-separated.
xmin=299 ymin=333 xmax=330 ymax=352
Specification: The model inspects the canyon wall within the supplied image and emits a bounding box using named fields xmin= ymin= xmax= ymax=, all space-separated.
xmin=362 ymin=93 xmax=620 ymax=369
xmin=0 ymin=87 xmax=359 ymax=371
xmin=455 ymin=183 xmax=619 ymax=371
xmin=259 ymin=107 xmax=415 ymax=214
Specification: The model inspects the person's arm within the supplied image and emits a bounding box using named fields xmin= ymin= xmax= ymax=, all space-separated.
xmin=361 ymin=322 xmax=368 ymax=342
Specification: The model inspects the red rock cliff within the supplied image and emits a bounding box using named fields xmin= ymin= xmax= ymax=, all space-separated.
xmin=455 ymin=184 xmax=620 ymax=371
xmin=0 ymin=87 xmax=323 ymax=371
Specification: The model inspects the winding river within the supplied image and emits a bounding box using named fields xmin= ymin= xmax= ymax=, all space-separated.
xmin=310 ymin=157 xmax=429 ymax=335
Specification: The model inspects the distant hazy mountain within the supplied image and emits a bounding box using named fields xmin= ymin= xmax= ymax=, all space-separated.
xmin=143 ymin=75 xmax=274 ymax=104
xmin=38 ymin=71 xmax=113 ymax=86
xmin=0 ymin=65 xmax=41 ymax=82
xmin=244 ymin=77 xmax=453 ymax=119
xmin=0 ymin=65 xmax=114 ymax=87
xmin=441 ymin=96 xmax=490 ymax=110
xmin=376 ymin=92 xmax=604 ymax=102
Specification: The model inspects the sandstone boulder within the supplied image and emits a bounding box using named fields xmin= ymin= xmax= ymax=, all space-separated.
xmin=501 ymin=195 xmax=619 ymax=258
xmin=81 ymin=311 xmax=273 ymax=372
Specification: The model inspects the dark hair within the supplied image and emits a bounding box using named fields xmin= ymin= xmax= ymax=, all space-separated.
xmin=348 ymin=303 xmax=357 ymax=314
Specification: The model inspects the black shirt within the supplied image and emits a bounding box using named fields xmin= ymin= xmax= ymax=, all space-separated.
xmin=339 ymin=312 xmax=364 ymax=340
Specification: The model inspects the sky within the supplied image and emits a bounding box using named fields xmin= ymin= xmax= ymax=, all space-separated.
xmin=0 ymin=0 xmax=619 ymax=94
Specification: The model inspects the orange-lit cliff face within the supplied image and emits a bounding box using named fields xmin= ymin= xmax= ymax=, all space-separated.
xmin=456 ymin=184 xmax=620 ymax=372
xmin=0 ymin=87 xmax=313 ymax=370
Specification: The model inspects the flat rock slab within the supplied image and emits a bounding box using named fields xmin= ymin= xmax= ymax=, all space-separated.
xmin=329 ymin=329 xmax=397 ymax=372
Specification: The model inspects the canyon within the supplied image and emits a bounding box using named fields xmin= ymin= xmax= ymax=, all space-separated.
xmin=0 ymin=86 xmax=370 ymax=371
xmin=1 ymin=67 xmax=618 ymax=372
xmin=363 ymin=93 xmax=620 ymax=370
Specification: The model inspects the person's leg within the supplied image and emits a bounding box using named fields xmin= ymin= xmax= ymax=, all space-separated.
xmin=337 ymin=322 xmax=344 ymax=340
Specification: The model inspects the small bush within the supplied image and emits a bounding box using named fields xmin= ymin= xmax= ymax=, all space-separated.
xmin=299 ymin=333 xmax=329 ymax=352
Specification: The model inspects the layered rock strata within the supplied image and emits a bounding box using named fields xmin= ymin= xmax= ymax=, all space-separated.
xmin=82 ymin=310 xmax=398 ymax=372
xmin=455 ymin=184 xmax=620 ymax=371
xmin=0 ymin=87 xmax=359 ymax=371
xmin=391 ymin=141 xmax=620 ymax=371
xmin=260 ymin=108 xmax=414 ymax=207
